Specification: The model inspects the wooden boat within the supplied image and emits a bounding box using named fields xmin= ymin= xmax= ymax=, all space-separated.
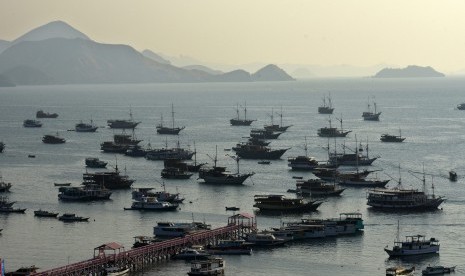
xmin=36 ymin=110 xmax=58 ymax=118
xmin=104 ymin=265 xmax=130 ymax=276
xmin=362 ymin=98 xmax=381 ymax=121
xmin=58 ymin=213 xmax=89 ymax=222
xmin=318 ymin=94 xmax=334 ymax=114
xmin=422 ymin=265 xmax=455 ymax=275
xmin=225 ymin=206 xmax=240 ymax=211
xmin=173 ymin=246 xmax=211 ymax=260
xmin=253 ymin=194 xmax=322 ymax=212
xmin=386 ymin=266 xmax=415 ymax=276
xmin=230 ymin=103 xmax=255 ymax=126
xmin=0 ymin=177 xmax=12 ymax=192
xmin=381 ymin=129 xmax=405 ymax=142
xmin=0 ymin=207 xmax=26 ymax=213
xmin=258 ymin=161 xmax=271 ymax=165
xmin=385 ymin=235 xmax=440 ymax=257
xmin=34 ymin=210 xmax=59 ymax=217
xmin=156 ymin=104 xmax=184 ymax=135
xmin=42 ymin=133 xmax=65 ymax=144
xmin=54 ymin=182 xmax=71 ymax=187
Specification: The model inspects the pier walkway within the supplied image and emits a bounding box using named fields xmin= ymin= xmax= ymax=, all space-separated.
xmin=32 ymin=213 xmax=256 ymax=276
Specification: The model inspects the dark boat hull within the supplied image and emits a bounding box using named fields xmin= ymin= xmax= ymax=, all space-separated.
xmin=230 ymin=119 xmax=254 ymax=126
xmin=156 ymin=127 xmax=184 ymax=135
xmin=236 ymin=149 xmax=288 ymax=159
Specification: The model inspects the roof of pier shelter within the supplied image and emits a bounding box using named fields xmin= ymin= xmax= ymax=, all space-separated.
xmin=94 ymin=242 xmax=125 ymax=251
xmin=230 ymin=213 xmax=254 ymax=219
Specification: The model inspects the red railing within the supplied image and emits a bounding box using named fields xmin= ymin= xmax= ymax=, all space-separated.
xmin=33 ymin=225 xmax=240 ymax=276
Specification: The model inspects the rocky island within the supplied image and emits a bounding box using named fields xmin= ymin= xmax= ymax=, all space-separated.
xmin=373 ymin=65 xmax=445 ymax=78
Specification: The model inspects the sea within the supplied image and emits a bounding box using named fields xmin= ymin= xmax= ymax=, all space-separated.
xmin=1 ymin=77 xmax=465 ymax=275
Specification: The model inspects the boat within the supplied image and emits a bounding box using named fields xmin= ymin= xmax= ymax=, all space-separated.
xmin=199 ymin=147 xmax=254 ymax=185
xmin=328 ymin=140 xmax=378 ymax=166
xmin=36 ymin=110 xmax=58 ymax=118
xmin=245 ymin=232 xmax=286 ymax=246
xmin=173 ymin=246 xmax=211 ymax=260
xmin=0 ymin=197 xmax=16 ymax=208
xmin=230 ymin=102 xmax=255 ymax=126
xmin=125 ymin=145 xmax=148 ymax=157
xmin=249 ymin=128 xmax=283 ymax=139
xmin=132 ymin=187 xmax=184 ymax=204
xmin=253 ymin=194 xmax=322 ymax=212
xmin=107 ymin=108 xmax=140 ymax=129
xmin=23 ymin=119 xmax=42 ymax=128
xmin=75 ymin=120 xmax=98 ymax=132
xmin=285 ymin=212 xmax=364 ymax=237
xmin=0 ymin=206 xmax=27 ymax=213
xmin=386 ymin=266 xmax=415 ymax=276
xmin=85 ymin=157 xmax=107 ymax=168
xmin=318 ymin=94 xmax=334 ymax=114
xmin=101 ymin=132 xmax=142 ymax=153
xmin=124 ymin=196 xmax=179 ymax=211
xmin=34 ymin=210 xmax=59 ymax=217
xmin=449 ymin=170 xmax=457 ymax=182
xmin=206 ymin=239 xmax=252 ymax=255
xmin=5 ymin=265 xmax=39 ymax=276
xmin=317 ymin=117 xmax=351 ymax=137
xmin=0 ymin=142 xmax=4 ymax=153
xmin=82 ymin=165 xmax=134 ymax=189
xmin=188 ymin=257 xmax=225 ymax=276
xmin=58 ymin=213 xmax=89 ymax=222
xmin=264 ymin=107 xmax=292 ymax=132
xmin=385 ymin=235 xmax=440 ymax=257
xmin=337 ymin=174 xmax=389 ymax=188
xmin=104 ymin=266 xmax=130 ymax=276
xmin=145 ymin=141 xmax=194 ymax=160
xmin=132 ymin=235 xmax=158 ymax=248
xmin=54 ymin=182 xmax=71 ymax=187
xmin=0 ymin=175 xmax=12 ymax=192
xmin=422 ymin=265 xmax=455 ymax=275
xmin=27 ymin=154 xmax=35 ymax=158
xmin=233 ymin=144 xmax=289 ymax=160
xmin=258 ymin=161 xmax=271 ymax=165
xmin=156 ymin=104 xmax=184 ymax=135
xmin=296 ymin=179 xmax=345 ymax=196
xmin=42 ymin=133 xmax=65 ymax=144
xmin=362 ymin=98 xmax=381 ymax=121
xmin=312 ymin=167 xmax=374 ymax=181
xmin=58 ymin=184 xmax=112 ymax=201
xmin=161 ymin=167 xmax=193 ymax=179
xmin=153 ymin=221 xmax=211 ymax=239
xmin=225 ymin=206 xmax=240 ymax=211
xmin=456 ymin=103 xmax=465 ymax=110
xmin=381 ymin=129 xmax=405 ymax=142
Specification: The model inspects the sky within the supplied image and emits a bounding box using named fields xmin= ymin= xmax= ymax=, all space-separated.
xmin=1 ymin=0 xmax=465 ymax=72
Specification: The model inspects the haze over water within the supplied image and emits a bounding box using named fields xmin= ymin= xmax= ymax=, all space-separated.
xmin=1 ymin=78 xmax=465 ymax=275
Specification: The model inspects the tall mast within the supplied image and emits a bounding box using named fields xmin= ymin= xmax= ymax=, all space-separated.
xmin=244 ymin=101 xmax=247 ymax=121
xmin=235 ymin=104 xmax=240 ymax=120
xmin=171 ymin=104 xmax=175 ymax=129
xmin=328 ymin=93 xmax=332 ymax=108
xmin=279 ymin=106 xmax=283 ymax=127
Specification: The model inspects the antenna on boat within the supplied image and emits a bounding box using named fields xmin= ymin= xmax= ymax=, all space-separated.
xmin=235 ymin=103 xmax=240 ymax=120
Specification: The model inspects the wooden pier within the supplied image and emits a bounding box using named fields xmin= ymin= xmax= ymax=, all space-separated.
xmin=32 ymin=214 xmax=256 ymax=276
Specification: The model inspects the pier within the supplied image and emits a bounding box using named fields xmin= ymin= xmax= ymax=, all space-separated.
xmin=32 ymin=214 xmax=256 ymax=276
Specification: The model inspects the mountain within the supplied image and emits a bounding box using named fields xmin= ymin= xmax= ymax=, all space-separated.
xmin=183 ymin=65 xmax=223 ymax=75
xmin=252 ymin=64 xmax=294 ymax=81
xmin=373 ymin=65 xmax=445 ymax=78
xmin=141 ymin=49 xmax=171 ymax=64
xmin=12 ymin=20 xmax=90 ymax=44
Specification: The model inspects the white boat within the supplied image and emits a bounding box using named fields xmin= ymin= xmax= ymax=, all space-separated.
xmin=385 ymin=235 xmax=440 ymax=257
xmin=104 ymin=266 xmax=130 ymax=276
xmin=245 ymin=232 xmax=286 ymax=246
xmin=206 ymin=239 xmax=253 ymax=255
xmin=386 ymin=266 xmax=415 ymax=276
xmin=422 ymin=265 xmax=455 ymax=275
xmin=172 ymin=246 xmax=211 ymax=260
xmin=124 ymin=196 xmax=178 ymax=211
xmin=188 ymin=257 xmax=225 ymax=276
xmin=153 ymin=221 xmax=211 ymax=238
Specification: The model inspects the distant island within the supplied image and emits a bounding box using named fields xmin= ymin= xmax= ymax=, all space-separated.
xmin=373 ymin=65 xmax=445 ymax=78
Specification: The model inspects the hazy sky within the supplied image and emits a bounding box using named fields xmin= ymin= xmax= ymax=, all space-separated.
xmin=2 ymin=0 xmax=465 ymax=72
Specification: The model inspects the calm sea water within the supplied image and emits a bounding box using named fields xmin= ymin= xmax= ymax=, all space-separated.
xmin=1 ymin=78 xmax=465 ymax=275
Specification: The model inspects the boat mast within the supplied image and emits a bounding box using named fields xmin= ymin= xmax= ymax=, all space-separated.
xmin=243 ymin=101 xmax=247 ymax=121
xmin=396 ymin=220 xmax=400 ymax=242
xmin=278 ymin=106 xmax=283 ymax=127
xmin=304 ymin=136 xmax=308 ymax=157
xmin=328 ymin=93 xmax=332 ymax=109
xmin=270 ymin=108 xmax=274 ymax=125
xmin=235 ymin=104 xmax=240 ymax=120
xmin=171 ymin=104 xmax=175 ymax=129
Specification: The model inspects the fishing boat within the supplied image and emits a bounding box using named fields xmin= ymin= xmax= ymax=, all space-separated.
xmin=317 ymin=117 xmax=351 ymax=137
xmin=42 ymin=133 xmax=65 ymax=144
xmin=54 ymin=182 xmax=71 ymax=187
xmin=337 ymin=174 xmax=389 ymax=188
xmin=145 ymin=141 xmax=194 ymax=160
xmin=258 ymin=161 xmax=271 ymax=165
xmin=386 ymin=266 xmax=415 ymax=276
xmin=264 ymin=106 xmax=292 ymax=132
xmin=132 ymin=235 xmax=158 ymax=248
xmin=206 ymin=240 xmax=252 ymax=255
xmin=422 ymin=265 xmax=455 ymax=275
xmin=188 ymin=257 xmax=225 ymax=276
xmin=82 ymin=164 xmax=134 ymax=189
xmin=0 ymin=206 xmax=26 ymax=213
xmin=286 ymin=212 xmax=364 ymax=237
xmin=199 ymin=147 xmax=253 ymax=185
xmin=58 ymin=213 xmax=89 ymax=222
xmin=296 ymin=179 xmax=345 ymax=196
xmin=107 ymin=108 xmax=140 ymax=129
xmin=124 ymin=196 xmax=179 ymax=211
xmin=161 ymin=167 xmax=193 ymax=179
xmin=124 ymin=145 xmax=148 ymax=157
xmin=233 ymin=144 xmax=289 ymax=160
xmin=253 ymin=194 xmax=322 ymax=212
xmin=288 ymin=137 xmax=321 ymax=170
xmin=0 ymin=175 xmax=12 ymax=192
xmin=230 ymin=102 xmax=255 ymax=126
xmin=58 ymin=184 xmax=112 ymax=201
xmin=456 ymin=103 xmax=465 ymax=110
xmin=75 ymin=120 xmax=98 ymax=132
xmin=249 ymin=128 xmax=283 ymax=139
xmin=85 ymin=157 xmax=107 ymax=168
xmin=328 ymin=140 xmax=378 ymax=166
xmin=132 ymin=186 xmax=184 ymax=204
xmin=362 ymin=98 xmax=381 ymax=121
xmin=381 ymin=129 xmax=405 ymax=142
xmin=36 ymin=110 xmax=58 ymax=118
xmin=312 ymin=167 xmax=374 ymax=181
xmin=156 ymin=104 xmax=184 ymax=135
xmin=34 ymin=210 xmax=59 ymax=217
xmin=318 ymin=94 xmax=334 ymax=114
xmin=225 ymin=206 xmax=240 ymax=211
xmin=23 ymin=119 xmax=42 ymax=128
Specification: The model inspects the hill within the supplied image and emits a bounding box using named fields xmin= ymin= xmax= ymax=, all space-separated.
xmin=374 ymin=65 xmax=445 ymax=78
xmin=252 ymin=64 xmax=294 ymax=81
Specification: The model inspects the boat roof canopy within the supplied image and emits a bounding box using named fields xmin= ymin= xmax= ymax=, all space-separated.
xmin=94 ymin=242 xmax=125 ymax=251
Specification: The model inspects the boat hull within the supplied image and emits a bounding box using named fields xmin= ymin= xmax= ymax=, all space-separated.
xmin=230 ymin=119 xmax=254 ymax=126
xmin=200 ymin=174 xmax=252 ymax=185
xmin=236 ymin=149 xmax=288 ymax=159
xmin=385 ymin=245 xmax=439 ymax=257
